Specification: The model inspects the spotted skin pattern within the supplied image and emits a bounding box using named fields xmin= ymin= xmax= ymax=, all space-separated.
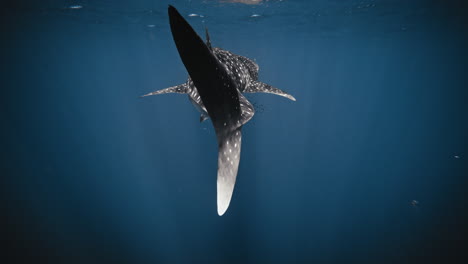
xmin=216 ymin=127 xmax=242 ymax=215
xmin=142 ymin=47 xmax=295 ymax=123
xmin=143 ymin=7 xmax=295 ymax=215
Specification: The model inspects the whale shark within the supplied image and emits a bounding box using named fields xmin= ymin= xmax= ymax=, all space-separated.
xmin=142 ymin=5 xmax=295 ymax=215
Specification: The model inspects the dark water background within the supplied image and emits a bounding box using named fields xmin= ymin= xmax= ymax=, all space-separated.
xmin=2 ymin=0 xmax=467 ymax=263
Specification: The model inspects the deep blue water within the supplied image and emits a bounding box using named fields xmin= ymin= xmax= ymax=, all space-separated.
xmin=2 ymin=0 xmax=468 ymax=263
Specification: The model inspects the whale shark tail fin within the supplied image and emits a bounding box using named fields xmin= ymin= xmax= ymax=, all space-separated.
xmin=140 ymin=83 xmax=188 ymax=98
xmin=169 ymin=5 xmax=243 ymax=216
xmin=244 ymin=81 xmax=296 ymax=101
xmin=216 ymin=127 xmax=242 ymax=216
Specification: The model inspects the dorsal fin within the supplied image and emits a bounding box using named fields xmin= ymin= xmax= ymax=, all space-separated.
xmin=205 ymin=27 xmax=212 ymax=50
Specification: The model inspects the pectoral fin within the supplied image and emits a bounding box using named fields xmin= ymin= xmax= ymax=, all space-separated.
xmin=244 ymin=81 xmax=296 ymax=101
xmin=140 ymin=84 xmax=188 ymax=97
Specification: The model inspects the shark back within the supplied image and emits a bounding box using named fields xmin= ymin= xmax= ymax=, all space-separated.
xmin=213 ymin=48 xmax=259 ymax=93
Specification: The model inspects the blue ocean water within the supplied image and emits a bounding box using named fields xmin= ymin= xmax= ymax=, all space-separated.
xmin=1 ymin=0 xmax=467 ymax=263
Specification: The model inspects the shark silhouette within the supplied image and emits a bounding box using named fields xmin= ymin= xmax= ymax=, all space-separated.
xmin=143 ymin=5 xmax=295 ymax=215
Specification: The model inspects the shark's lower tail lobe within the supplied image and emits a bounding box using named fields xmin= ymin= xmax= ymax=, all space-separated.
xmin=216 ymin=127 xmax=242 ymax=216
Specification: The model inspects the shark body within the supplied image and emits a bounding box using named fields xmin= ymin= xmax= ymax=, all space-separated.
xmin=143 ymin=6 xmax=295 ymax=215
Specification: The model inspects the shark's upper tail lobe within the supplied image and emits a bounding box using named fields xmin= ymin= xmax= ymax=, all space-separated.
xmin=168 ymin=5 xmax=241 ymax=128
